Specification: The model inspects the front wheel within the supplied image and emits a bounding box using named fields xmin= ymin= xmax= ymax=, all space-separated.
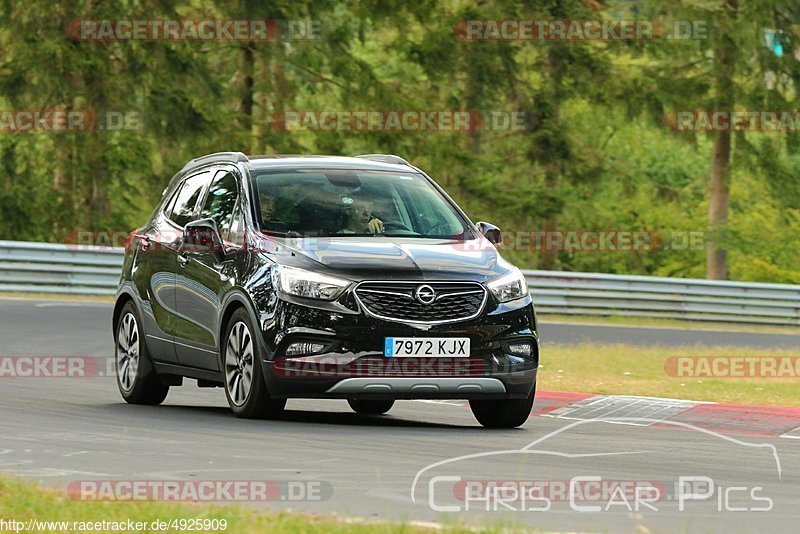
xmin=223 ymin=308 xmax=286 ymax=419
xmin=115 ymin=302 xmax=169 ymax=405
xmin=348 ymin=399 xmax=394 ymax=415
xmin=469 ymin=384 xmax=536 ymax=428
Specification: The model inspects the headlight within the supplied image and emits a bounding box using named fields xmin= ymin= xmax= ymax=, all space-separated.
xmin=487 ymin=269 xmax=528 ymax=303
xmin=271 ymin=266 xmax=350 ymax=300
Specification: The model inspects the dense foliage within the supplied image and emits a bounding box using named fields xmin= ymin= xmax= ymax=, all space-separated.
xmin=1 ymin=0 xmax=798 ymax=282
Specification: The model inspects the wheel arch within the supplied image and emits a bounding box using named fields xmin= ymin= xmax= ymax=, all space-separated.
xmin=218 ymin=290 xmax=264 ymax=358
xmin=112 ymin=287 xmax=138 ymax=339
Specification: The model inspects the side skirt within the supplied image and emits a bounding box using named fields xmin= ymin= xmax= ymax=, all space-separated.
xmin=152 ymin=361 xmax=224 ymax=385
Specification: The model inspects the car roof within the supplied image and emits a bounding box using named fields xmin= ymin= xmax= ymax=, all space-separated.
xmin=246 ymin=155 xmax=418 ymax=173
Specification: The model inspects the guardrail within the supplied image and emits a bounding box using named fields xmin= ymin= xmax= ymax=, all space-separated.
xmin=524 ymin=270 xmax=800 ymax=326
xmin=0 ymin=240 xmax=122 ymax=295
xmin=0 ymin=240 xmax=798 ymax=325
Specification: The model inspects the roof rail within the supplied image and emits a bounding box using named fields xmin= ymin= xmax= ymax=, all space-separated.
xmin=354 ymin=154 xmax=410 ymax=166
xmin=181 ymin=152 xmax=249 ymax=173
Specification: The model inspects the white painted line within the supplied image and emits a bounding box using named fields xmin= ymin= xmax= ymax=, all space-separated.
xmin=0 ymin=296 xmax=111 ymax=306
xmin=63 ymin=451 xmax=92 ymax=458
xmin=780 ymin=427 xmax=800 ymax=439
xmin=540 ymin=414 xmax=651 ymax=427
xmin=35 ymin=302 xmax=109 ymax=308
xmin=10 ymin=468 xmax=120 ymax=477
xmin=0 ymin=460 xmax=34 ymax=468
xmin=586 ymin=394 xmax=716 ymax=404
xmin=410 ymin=400 xmax=465 ymax=407
xmin=407 ymin=521 xmax=443 ymax=530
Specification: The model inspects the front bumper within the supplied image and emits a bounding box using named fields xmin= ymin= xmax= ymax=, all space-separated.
xmin=259 ymin=295 xmax=539 ymax=400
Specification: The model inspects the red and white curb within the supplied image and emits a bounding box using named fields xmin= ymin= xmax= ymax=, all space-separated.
xmin=533 ymin=390 xmax=800 ymax=439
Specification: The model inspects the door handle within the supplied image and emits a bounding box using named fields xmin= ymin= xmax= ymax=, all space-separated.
xmin=177 ymin=253 xmax=189 ymax=267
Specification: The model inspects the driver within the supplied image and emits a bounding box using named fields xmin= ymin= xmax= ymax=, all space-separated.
xmin=340 ymin=195 xmax=384 ymax=234
xmin=260 ymin=194 xmax=276 ymax=221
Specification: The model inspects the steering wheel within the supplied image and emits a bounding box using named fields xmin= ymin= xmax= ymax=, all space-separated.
xmin=380 ymin=220 xmax=412 ymax=232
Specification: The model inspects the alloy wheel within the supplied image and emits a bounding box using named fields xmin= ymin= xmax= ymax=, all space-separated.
xmin=225 ymin=321 xmax=254 ymax=406
xmin=116 ymin=312 xmax=140 ymax=392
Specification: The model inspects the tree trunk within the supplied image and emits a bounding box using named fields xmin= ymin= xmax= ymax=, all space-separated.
xmin=469 ymin=130 xmax=481 ymax=155
xmin=540 ymin=164 xmax=559 ymax=270
xmin=540 ymin=46 xmax=564 ymax=271
xmin=706 ymin=0 xmax=737 ymax=280
xmin=706 ymin=130 xmax=731 ymax=279
xmin=239 ymin=43 xmax=255 ymax=146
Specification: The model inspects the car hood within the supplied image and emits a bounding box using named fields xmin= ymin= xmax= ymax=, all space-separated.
xmin=278 ymin=237 xmax=506 ymax=282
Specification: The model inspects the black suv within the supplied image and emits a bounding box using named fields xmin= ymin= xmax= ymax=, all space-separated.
xmin=113 ymin=153 xmax=538 ymax=427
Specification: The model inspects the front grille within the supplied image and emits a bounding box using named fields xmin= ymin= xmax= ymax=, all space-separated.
xmin=354 ymin=281 xmax=486 ymax=323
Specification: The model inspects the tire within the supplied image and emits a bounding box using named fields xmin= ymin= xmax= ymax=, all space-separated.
xmin=348 ymin=399 xmax=394 ymax=415
xmin=115 ymin=301 xmax=170 ymax=405
xmin=469 ymin=384 xmax=536 ymax=428
xmin=222 ymin=308 xmax=286 ymax=419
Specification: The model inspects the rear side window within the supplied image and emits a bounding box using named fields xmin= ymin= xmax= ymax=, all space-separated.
xmin=199 ymin=170 xmax=239 ymax=239
xmin=168 ymin=171 xmax=210 ymax=227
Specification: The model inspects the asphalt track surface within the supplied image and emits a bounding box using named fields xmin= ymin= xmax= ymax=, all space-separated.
xmin=1 ymin=297 xmax=798 ymax=532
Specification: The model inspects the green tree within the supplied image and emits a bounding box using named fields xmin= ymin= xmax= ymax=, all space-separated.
xmin=635 ymin=0 xmax=800 ymax=279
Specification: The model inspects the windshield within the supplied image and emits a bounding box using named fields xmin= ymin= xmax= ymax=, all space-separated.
xmin=253 ymin=169 xmax=475 ymax=239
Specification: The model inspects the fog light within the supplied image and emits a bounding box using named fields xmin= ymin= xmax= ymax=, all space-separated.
xmin=285 ymin=342 xmax=327 ymax=356
xmin=507 ymin=342 xmax=532 ymax=357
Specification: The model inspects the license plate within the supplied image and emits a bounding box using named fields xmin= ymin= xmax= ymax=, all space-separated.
xmin=384 ymin=337 xmax=470 ymax=358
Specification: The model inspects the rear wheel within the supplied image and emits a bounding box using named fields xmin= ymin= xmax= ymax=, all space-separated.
xmin=348 ymin=399 xmax=394 ymax=415
xmin=115 ymin=302 xmax=169 ymax=405
xmin=223 ymin=308 xmax=286 ymax=419
xmin=469 ymin=384 xmax=536 ymax=428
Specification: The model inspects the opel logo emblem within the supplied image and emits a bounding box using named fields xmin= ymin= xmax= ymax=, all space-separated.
xmin=415 ymin=284 xmax=436 ymax=304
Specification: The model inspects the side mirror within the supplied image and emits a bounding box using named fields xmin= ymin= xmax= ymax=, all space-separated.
xmin=183 ymin=218 xmax=225 ymax=258
xmin=476 ymin=221 xmax=502 ymax=244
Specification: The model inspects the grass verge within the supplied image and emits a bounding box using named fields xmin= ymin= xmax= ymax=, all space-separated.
xmin=0 ymin=474 xmax=487 ymax=533
xmin=541 ymin=343 xmax=800 ymax=407
xmin=539 ymin=314 xmax=799 ymax=335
